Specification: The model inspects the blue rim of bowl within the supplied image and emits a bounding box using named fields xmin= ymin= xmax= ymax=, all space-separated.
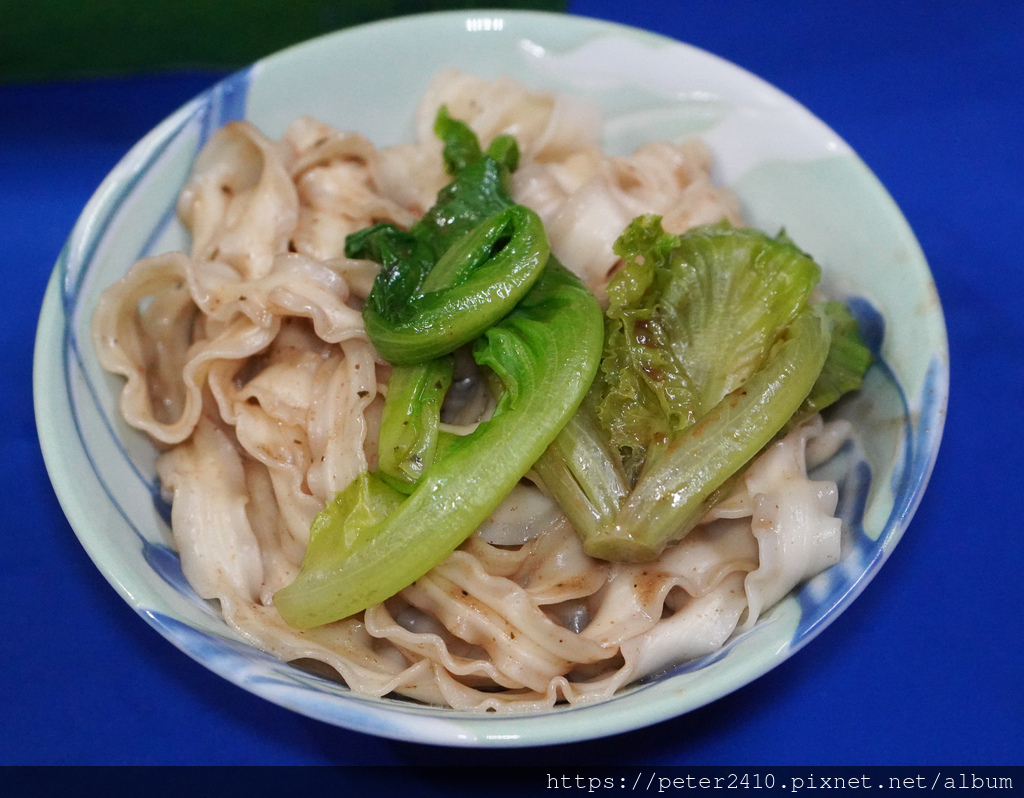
xmin=34 ymin=9 xmax=949 ymax=747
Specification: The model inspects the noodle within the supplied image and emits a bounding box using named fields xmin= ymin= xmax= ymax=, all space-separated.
xmin=92 ymin=71 xmax=849 ymax=711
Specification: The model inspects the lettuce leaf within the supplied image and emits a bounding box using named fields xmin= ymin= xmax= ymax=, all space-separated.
xmin=794 ymin=300 xmax=874 ymax=422
xmin=536 ymin=216 xmax=872 ymax=561
xmin=599 ymin=216 xmax=821 ymax=481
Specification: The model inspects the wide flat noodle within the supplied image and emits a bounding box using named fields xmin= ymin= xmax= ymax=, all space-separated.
xmin=157 ymin=415 xmax=266 ymax=603
xmin=738 ymin=417 xmax=844 ymax=630
xmin=515 ymin=139 xmax=743 ymax=298
xmin=177 ymin=121 xmax=298 ymax=279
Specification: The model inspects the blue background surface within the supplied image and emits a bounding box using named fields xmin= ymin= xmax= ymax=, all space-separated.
xmin=2 ymin=1 xmax=1020 ymax=767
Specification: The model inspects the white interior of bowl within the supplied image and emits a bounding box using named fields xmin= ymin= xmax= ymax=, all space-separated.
xmin=34 ymin=10 xmax=948 ymax=747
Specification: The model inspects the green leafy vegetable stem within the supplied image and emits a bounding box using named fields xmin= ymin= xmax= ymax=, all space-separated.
xmin=273 ymin=262 xmax=603 ymax=628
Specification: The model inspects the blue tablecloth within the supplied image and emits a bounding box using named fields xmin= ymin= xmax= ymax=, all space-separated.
xmin=2 ymin=1 xmax=1020 ymax=767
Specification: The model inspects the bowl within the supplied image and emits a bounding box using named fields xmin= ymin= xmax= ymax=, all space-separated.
xmin=33 ymin=10 xmax=948 ymax=747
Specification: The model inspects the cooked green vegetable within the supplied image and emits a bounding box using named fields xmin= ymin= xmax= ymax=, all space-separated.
xmin=372 ymin=203 xmax=555 ymax=491
xmin=274 ymin=262 xmax=602 ymax=628
xmin=535 ymin=216 xmax=872 ymax=562
xmin=375 ymin=355 xmax=453 ymax=492
xmin=584 ymin=307 xmax=832 ymax=561
xmin=358 ymin=203 xmax=551 ymax=366
xmin=347 ymin=106 xmax=528 ymax=365
xmin=599 ymin=217 xmax=822 ymax=481
xmin=792 ymin=300 xmax=874 ymax=425
xmin=356 ymin=108 xmax=548 ymax=490
xmin=273 ymin=111 xmax=604 ymax=628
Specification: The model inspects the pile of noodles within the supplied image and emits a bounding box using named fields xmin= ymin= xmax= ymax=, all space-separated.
xmin=92 ymin=71 xmax=852 ymax=711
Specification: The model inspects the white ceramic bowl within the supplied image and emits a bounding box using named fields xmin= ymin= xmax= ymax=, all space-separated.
xmin=34 ymin=10 xmax=948 ymax=746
